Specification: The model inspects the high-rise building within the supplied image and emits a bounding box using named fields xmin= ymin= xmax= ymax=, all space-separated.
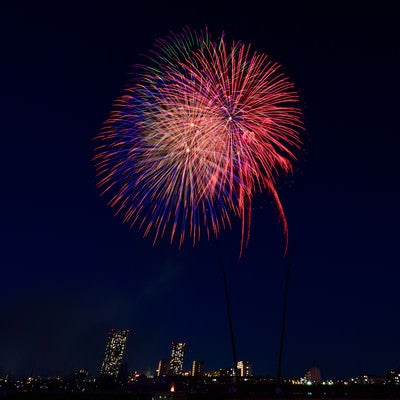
xmin=305 ymin=367 xmax=321 ymax=384
xmin=169 ymin=342 xmax=186 ymax=375
xmin=100 ymin=329 xmax=129 ymax=378
xmin=191 ymin=360 xmax=204 ymax=376
xmin=237 ymin=361 xmax=252 ymax=377
xmin=157 ymin=359 xmax=170 ymax=377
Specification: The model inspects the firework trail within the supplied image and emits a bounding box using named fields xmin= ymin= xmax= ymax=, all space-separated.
xmin=93 ymin=27 xmax=303 ymax=254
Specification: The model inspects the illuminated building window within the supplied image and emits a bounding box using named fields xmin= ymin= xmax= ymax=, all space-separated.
xmin=169 ymin=342 xmax=186 ymax=376
xmin=100 ymin=329 xmax=129 ymax=378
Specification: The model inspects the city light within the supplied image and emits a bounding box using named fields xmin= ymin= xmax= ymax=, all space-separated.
xmin=100 ymin=329 xmax=129 ymax=378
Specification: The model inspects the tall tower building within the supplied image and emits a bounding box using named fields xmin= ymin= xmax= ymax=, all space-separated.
xmin=100 ymin=329 xmax=129 ymax=378
xmin=192 ymin=360 xmax=204 ymax=376
xmin=305 ymin=367 xmax=321 ymax=384
xmin=237 ymin=361 xmax=252 ymax=377
xmin=157 ymin=359 xmax=170 ymax=377
xmin=169 ymin=342 xmax=186 ymax=375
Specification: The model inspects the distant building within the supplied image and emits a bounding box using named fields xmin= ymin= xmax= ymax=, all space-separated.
xmin=387 ymin=370 xmax=400 ymax=385
xmin=157 ymin=359 xmax=170 ymax=377
xmin=192 ymin=360 xmax=204 ymax=376
xmin=237 ymin=361 xmax=252 ymax=377
xmin=219 ymin=368 xmax=236 ymax=377
xmin=73 ymin=369 xmax=89 ymax=379
xmin=204 ymin=370 xmax=220 ymax=378
xmin=305 ymin=367 xmax=321 ymax=384
xmin=353 ymin=374 xmax=385 ymax=384
xmin=100 ymin=329 xmax=129 ymax=378
xmin=169 ymin=342 xmax=186 ymax=375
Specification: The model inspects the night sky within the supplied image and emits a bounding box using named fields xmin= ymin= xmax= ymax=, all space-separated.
xmin=2 ymin=2 xmax=399 ymax=380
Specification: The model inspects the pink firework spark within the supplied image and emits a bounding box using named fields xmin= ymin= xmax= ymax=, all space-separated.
xmin=93 ymin=28 xmax=303 ymax=254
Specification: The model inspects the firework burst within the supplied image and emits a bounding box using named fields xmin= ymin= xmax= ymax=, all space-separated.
xmin=93 ymin=27 xmax=303 ymax=253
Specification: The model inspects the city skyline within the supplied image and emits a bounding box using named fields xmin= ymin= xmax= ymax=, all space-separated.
xmin=1 ymin=2 xmax=399 ymax=381
xmin=2 ymin=330 xmax=395 ymax=382
xmin=1 ymin=367 xmax=400 ymax=398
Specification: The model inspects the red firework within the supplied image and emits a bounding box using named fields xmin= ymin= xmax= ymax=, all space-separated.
xmin=93 ymin=28 xmax=303 ymax=254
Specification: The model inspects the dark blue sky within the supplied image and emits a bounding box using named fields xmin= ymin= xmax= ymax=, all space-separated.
xmin=1 ymin=2 xmax=399 ymax=380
